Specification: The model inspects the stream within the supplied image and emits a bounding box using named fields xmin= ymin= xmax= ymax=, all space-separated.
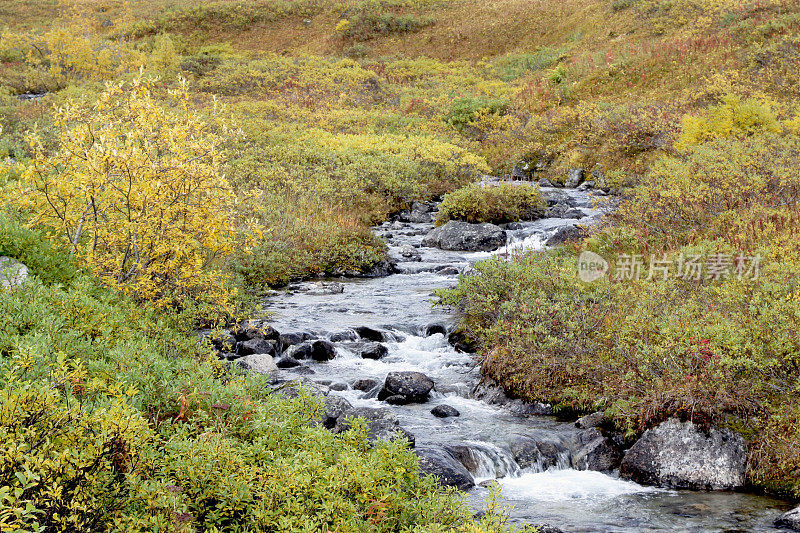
xmin=265 ymin=187 xmax=788 ymax=532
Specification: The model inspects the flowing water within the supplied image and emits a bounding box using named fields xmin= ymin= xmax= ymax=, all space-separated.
xmin=265 ymin=187 xmax=789 ymax=532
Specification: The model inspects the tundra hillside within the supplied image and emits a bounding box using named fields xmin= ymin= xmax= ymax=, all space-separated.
xmin=0 ymin=0 xmax=799 ymax=529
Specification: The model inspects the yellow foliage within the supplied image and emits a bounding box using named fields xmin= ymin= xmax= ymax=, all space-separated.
xmin=15 ymin=79 xmax=239 ymax=310
xmin=676 ymin=95 xmax=780 ymax=151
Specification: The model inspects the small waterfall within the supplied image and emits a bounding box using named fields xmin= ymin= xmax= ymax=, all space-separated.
xmin=449 ymin=442 xmax=522 ymax=482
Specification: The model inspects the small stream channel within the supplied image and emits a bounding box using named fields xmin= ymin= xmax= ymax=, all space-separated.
xmin=264 ymin=187 xmax=788 ymax=532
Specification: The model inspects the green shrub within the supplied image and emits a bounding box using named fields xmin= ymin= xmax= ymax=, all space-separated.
xmin=444 ymin=97 xmax=510 ymax=131
xmin=436 ymin=183 xmax=545 ymax=225
xmin=492 ymin=48 xmax=568 ymax=81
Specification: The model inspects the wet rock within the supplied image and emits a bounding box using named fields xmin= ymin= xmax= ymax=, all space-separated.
xmin=399 ymin=246 xmax=422 ymax=261
xmin=572 ymin=430 xmax=622 ymax=472
xmin=353 ymin=378 xmax=379 ymax=392
xmin=509 ymin=432 xmax=569 ymax=470
xmin=436 ymin=266 xmax=460 ymax=276
xmin=360 ymin=342 xmax=388 ymax=360
xmin=320 ymin=394 xmax=352 ymax=429
xmin=547 ymin=202 xmax=571 ymax=218
xmin=415 ymin=446 xmax=475 ymax=491
xmin=545 ymin=225 xmax=586 ymax=246
xmin=293 ymin=365 xmax=316 ymax=375
xmin=238 ymin=338 xmax=278 ymax=356
xmin=354 ymin=326 xmax=393 ymax=342
xmin=285 ymin=342 xmax=314 ymax=360
xmin=534 ymin=526 xmax=564 ymax=533
xmin=334 ymin=407 xmax=414 ymax=446
xmin=304 ymin=281 xmax=345 ymax=295
xmin=236 ymin=354 xmax=279 ymax=380
xmin=448 ymin=330 xmax=477 ymax=353
xmin=408 ymin=210 xmax=433 ymax=223
xmin=280 ymin=332 xmax=313 ymax=348
xmin=276 ymin=355 xmax=301 ymax=368
xmin=619 ymin=418 xmax=748 ymax=490
xmin=424 ymin=323 xmax=448 ymax=337
xmin=0 ymin=257 xmax=29 ymax=289
xmin=310 ymin=340 xmax=336 ymax=361
xmin=776 ymin=507 xmax=800 ymax=531
xmin=329 ymin=329 xmax=358 ymax=342
xmin=362 ymin=258 xmax=397 ymax=278
xmin=508 ymin=399 xmax=553 ymax=416
xmin=538 ymin=178 xmax=554 ymax=187
xmin=422 ymin=221 xmax=507 ymax=252
xmin=431 ymin=405 xmax=460 ymax=418
xmin=219 ymin=352 xmax=241 ymax=361
xmin=329 ymin=382 xmax=349 ymax=391
xmin=576 ymin=411 xmax=606 ymax=429
xmin=563 ymin=208 xmax=586 ymax=219
xmin=577 ymin=180 xmax=595 ymax=191
xmin=378 ymin=371 xmax=434 ymax=404
xmin=384 ymin=394 xmax=410 ymax=405
xmin=566 ymin=168 xmax=585 ymax=188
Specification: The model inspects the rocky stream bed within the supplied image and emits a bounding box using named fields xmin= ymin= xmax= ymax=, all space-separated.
xmin=207 ymin=185 xmax=797 ymax=532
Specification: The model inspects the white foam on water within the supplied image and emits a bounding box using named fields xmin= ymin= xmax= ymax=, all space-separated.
xmin=499 ymin=469 xmax=660 ymax=503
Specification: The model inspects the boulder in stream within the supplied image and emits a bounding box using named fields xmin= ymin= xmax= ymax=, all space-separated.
xmin=378 ymin=371 xmax=434 ymax=404
xmin=431 ymin=404 xmax=460 ymax=418
xmin=422 ymin=221 xmax=506 ymax=252
xmin=235 ymin=354 xmax=279 ymax=381
xmin=415 ymin=446 xmax=475 ymax=491
xmin=619 ymin=418 xmax=747 ymax=490
xmin=359 ymin=342 xmax=388 ymax=360
xmin=509 ymin=432 xmax=570 ymax=470
xmin=777 ymin=507 xmax=800 ymax=531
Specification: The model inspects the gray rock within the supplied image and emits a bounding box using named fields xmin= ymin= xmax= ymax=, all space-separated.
xmin=620 ymin=418 xmax=748 ymax=490
xmin=577 ymin=180 xmax=595 ymax=191
xmin=422 ymin=221 xmax=506 ymax=252
xmin=276 ymin=355 xmax=301 ymax=368
xmin=509 ymin=432 xmax=569 ymax=470
xmin=538 ymin=178 xmax=554 ymax=187
xmin=286 ymin=342 xmax=314 ymax=360
xmin=424 ymin=323 xmax=448 ymax=337
xmin=354 ymin=326 xmax=393 ymax=342
xmin=415 ymin=446 xmax=475 ymax=490
xmin=436 ymin=266 xmax=460 ymax=276
xmin=280 ymin=332 xmax=313 ymax=347
xmin=238 ymin=338 xmax=278 ymax=356
xmin=776 ymin=507 xmax=800 ymax=531
xmin=408 ymin=210 xmax=433 ymax=223
xmin=576 ymin=411 xmax=606 ymax=429
xmin=232 ymin=320 xmax=281 ymax=345
xmin=334 ymin=407 xmax=414 ymax=446
xmin=329 ymin=330 xmax=358 ymax=342
xmin=310 ymin=340 xmax=336 ymax=361
xmin=320 ymin=394 xmax=352 ymax=429
xmin=304 ymin=281 xmax=345 ymax=295
xmin=431 ymin=404 xmax=460 ymax=418
xmin=566 ymin=168 xmax=585 ymax=188
xmin=572 ymin=434 xmax=622 ymax=471
xmin=0 ymin=256 xmax=29 ymax=289
xmin=378 ymin=371 xmax=434 ymax=404
xmin=563 ymin=208 xmax=586 ymax=219
xmin=329 ymin=382 xmax=349 ymax=391
xmin=545 ymin=225 xmax=586 ymax=246
xmin=360 ymin=343 xmax=388 ymax=360
xmin=352 ymin=378 xmax=379 ymax=392
xmin=237 ymin=354 xmax=279 ymax=379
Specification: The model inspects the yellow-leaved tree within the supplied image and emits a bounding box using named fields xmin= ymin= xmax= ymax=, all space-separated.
xmin=19 ymin=79 xmax=239 ymax=312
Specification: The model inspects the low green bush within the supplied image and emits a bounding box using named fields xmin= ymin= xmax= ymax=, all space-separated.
xmin=444 ymin=97 xmax=510 ymax=131
xmin=436 ymin=183 xmax=545 ymax=225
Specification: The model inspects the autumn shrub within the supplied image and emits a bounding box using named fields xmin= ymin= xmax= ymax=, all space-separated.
xmin=12 ymin=79 xmax=240 ymax=313
xmin=436 ymin=183 xmax=545 ymax=225
xmin=0 ymin=26 xmax=145 ymax=93
xmin=445 ymin=97 xmax=510 ymax=131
